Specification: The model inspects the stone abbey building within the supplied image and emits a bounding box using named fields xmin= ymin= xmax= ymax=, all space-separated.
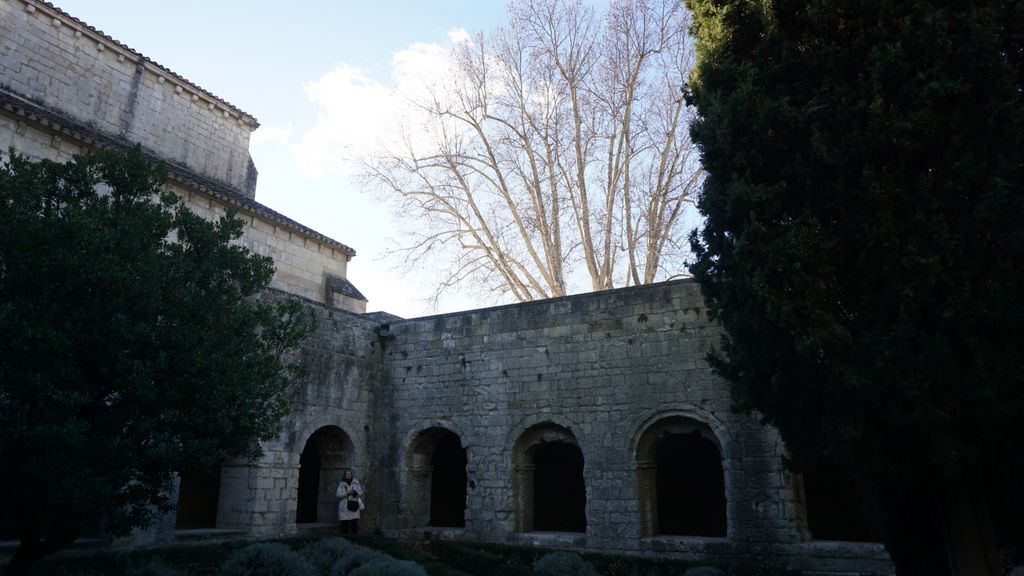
xmin=1 ymin=1 xmax=892 ymax=573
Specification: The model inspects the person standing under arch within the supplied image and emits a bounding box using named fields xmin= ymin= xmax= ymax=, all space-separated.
xmin=336 ymin=469 xmax=364 ymax=534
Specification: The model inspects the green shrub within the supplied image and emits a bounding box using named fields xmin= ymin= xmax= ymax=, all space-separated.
xmin=681 ymin=568 xmax=725 ymax=576
xmin=585 ymin=553 xmax=683 ymax=576
xmin=219 ymin=542 xmax=318 ymax=576
xmin=303 ymin=538 xmax=355 ymax=574
xmin=346 ymin=535 xmax=473 ymax=576
xmin=126 ymin=559 xmax=186 ymax=576
xmin=533 ymin=552 xmax=598 ymax=576
xmin=348 ymin=558 xmax=429 ymax=576
xmin=330 ymin=546 xmax=388 ymax=576
xmin=429 ymin=541 xmax=525 ymax=576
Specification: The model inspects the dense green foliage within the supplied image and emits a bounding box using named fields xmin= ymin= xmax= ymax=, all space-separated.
xmin=0 ymin=148 xmax=310 ymax=572
xmin=685 ymin=0 xmax=1023 ymax=573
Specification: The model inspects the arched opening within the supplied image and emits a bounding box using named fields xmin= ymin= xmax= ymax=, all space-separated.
xmin=800 ymin=461 xmax=880 ymax=542
xmin=296 ymin=425 xmax=353 ymax=524
xmin=296 ymin=441 xmax=321 ymax=524
xmin=533 ymin=442 xmax=586 ymax=532
xmin=174 ymin=463 xmax=221 ymax=530
xmin=430 ymin=432 xmax=468 ymax=527
xmin=637 ymin=416 xmax=727 ymax=537
xmin=513 ymin=423 xmax=586 ymax=533
xmin=404 ymin=427 xmax=467 ymax=528
xmin=656 ymin=432 xmax=726 ymax=536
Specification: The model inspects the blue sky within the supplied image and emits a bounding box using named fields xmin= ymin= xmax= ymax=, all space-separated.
xmin=58 ymin=0 xmax=514 ymax=317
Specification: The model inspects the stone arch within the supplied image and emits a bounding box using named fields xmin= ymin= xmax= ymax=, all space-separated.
xmin=634 ymin=412 xmax=728 ymax=537
xmin=506 ymin=413 xmax=587 ymax=450
xmin=403 ymin=426 xmax=468 ymax=528
xmin=290 ymin=415 xmax=364 ymax=466
xmin=512 ymin=422 xmax=587 ymax=533
xmin=295 ymin=425 xmax=354 ymax=524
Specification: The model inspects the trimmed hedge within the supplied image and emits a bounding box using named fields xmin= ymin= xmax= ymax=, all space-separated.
xmin=329 ymin=546 xmax=388 ymax=576
xmin=343 ymin=535 xmax=472 ymax=576
xmin=534 ymin=552 xmax=598 ymax=576
xmin=219 ymin=543 xmax=318 ymax=576
xmin=348 ymin=559 xmax=429 ymax=576
xmin=681 ymin=568 xmax=726 ymax=576
xmin=302 ymin=538 xmax=355 ymax=574
xmin=11 ymin=534 xmax=803 ymax=576
xmin=429 ymin=541 xmax=529 ymax=576
xmin=126 ymin=559 xmax=187 ymax=576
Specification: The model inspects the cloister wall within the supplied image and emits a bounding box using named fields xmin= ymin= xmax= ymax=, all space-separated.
xmin=168 ymin=282 xmax=892 ymax=574
xmin=224 ymin=297 xmax=383 ymax=536
xmin=364 ymin=281 xmax=892 ymax=574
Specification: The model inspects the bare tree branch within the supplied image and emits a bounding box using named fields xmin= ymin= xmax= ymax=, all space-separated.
xmin=362 ymin=0 xmax=701 ymax=304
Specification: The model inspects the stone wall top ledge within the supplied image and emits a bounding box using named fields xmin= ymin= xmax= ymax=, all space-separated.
xmin=390 ymin=280 xmax=704 ymax=331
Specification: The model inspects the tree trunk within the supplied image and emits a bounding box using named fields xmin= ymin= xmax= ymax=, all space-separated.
xmin=881 ymin=485 xmax=951 ymax=576
xmin=5 ymin=495 xmax=80 ymax=576
xmin=4 ymin=528 xmax=78 ymax=576
xmin=881 ymin=473 xmax=1002 ymax=576
xmin=940 ymin=473 xmax=1001 ymax=576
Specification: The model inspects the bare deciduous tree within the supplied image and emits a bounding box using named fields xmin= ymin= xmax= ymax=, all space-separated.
xmin=364 ymin=0 xmax=701 ymax=304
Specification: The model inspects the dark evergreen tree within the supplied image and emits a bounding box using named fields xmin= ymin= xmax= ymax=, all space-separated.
xmin=0 ymin=148 xmax=311 ymax=574
xmin=685 ymin=1 xmax=1023 ymax=574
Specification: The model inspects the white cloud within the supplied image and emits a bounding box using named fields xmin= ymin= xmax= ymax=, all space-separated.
xmin=290 ymin=64 xmax=393 ymax=178
xmin=447 ymin=28 xmax=471 ymax=44
xmin=290 ymin=34 xmax=465 ymax=179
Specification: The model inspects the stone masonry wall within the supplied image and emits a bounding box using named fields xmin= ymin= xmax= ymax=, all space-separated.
xmin=177 ymin=188 xmax=349 ymax=303
xmin=0 ymin=0 xmax=258 ymax=194
xmin=367 ymin=281 xmax=892 ymax=574
xmin=227 ymin=295 xmax=383 ymax=536
xmin=142 ymin=294 xmax=383 ymax=544
xmin=0 ymin=103 xmax=350 ymax=307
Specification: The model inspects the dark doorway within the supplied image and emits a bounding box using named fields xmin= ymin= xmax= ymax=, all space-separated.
xmin=655 ymin=432 xmax=726 ymax=536
xmin=296 ymin=439 xmax=321 ymax=524
xmin=804 ymin=462 xmax=880 ymax=541
xmin=533 ymin=442 xmax=587 ymax=532
xmin=429 ymin=431 xmax=467 ymax=527
xmin=175 ymin=464 xmax=221 ymax=529
xmin=295 ymin=425 xmax=352 ymax=524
